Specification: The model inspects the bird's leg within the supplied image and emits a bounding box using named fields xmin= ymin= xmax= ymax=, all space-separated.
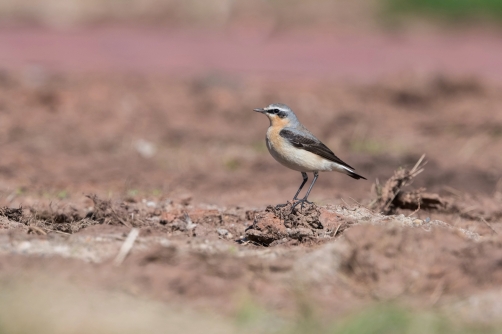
xmin=293 ymin=172 xmax=308 ymax=200
xmin=292 ymin=172 xmax=319 ymax=210
xmin=276 ymin=172 xmax=308 ymax=208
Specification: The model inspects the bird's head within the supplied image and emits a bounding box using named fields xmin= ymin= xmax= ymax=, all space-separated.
xmin=254 ymin=103 xmax=299 ymax=127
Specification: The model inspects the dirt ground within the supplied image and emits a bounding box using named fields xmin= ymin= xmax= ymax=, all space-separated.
xmin=1 ymin=31 xmax=502 ymax=331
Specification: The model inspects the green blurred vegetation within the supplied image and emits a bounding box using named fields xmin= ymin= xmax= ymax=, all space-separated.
xmin=2 ymin=279 xmax=502 ymax=334
xmin=275 ymin=304 xmax=500 ymax=334
xmin=326 ymin=305 xmax=496 ymax=334
xmin=384 ymin=0 xmax=502 ymax=23
xmin=234 ymin=294 xmax=501 ymax=334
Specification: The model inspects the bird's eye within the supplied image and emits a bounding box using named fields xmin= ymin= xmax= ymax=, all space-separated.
xmin=270 ymin=109 xmax=279 ymax=114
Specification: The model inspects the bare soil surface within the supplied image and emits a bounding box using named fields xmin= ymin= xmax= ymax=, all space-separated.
xmin=1 ymin=32 xmax=502 ymax=326
xmin=1 ymin=71 xmax=501 ymax=207
xmin=1 ymin=189 xmax=502 ymax=322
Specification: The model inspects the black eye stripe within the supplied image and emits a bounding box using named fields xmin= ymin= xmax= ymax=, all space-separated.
xmin=267 ymin=108 xmax=287 ymax=117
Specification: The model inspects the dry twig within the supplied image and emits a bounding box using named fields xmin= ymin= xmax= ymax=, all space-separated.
xmin=371 ymin=154 xmax=447 ymax=215
xmin=28 ymin=225 xmax=47 ymax=235
xmin=481 ymin=217 xmax=498 ymax=235
xmin=113 ymin=228 xmax=140 ymax=266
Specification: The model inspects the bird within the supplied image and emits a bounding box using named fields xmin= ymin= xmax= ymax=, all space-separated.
xmin=254 ymin=103 xmax=366 ymax=208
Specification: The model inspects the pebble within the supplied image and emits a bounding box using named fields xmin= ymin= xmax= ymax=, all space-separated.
xmin=217 ymin=228 xmax=229 ymax=236
xmin=217 ymin=228 xmax=233 ymax=239
xmin=412 ymin=219 xmax=423 ymax=226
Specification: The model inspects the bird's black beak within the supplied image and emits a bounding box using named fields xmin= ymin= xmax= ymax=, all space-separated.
xmin=254 ymin=108 xmax=265 ymax=113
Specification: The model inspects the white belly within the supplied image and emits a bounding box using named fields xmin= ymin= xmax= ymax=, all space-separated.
xmin=266 ymin=135 xmax=347 ymax=173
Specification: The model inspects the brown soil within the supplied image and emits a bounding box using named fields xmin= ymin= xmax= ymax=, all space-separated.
xmin=1 ymin=190 xmax=501 ymax=319
xmin=1 ymin=70 xmax=501 ymax=208
xmin=1 ymin=28 xmax=502 ymax=326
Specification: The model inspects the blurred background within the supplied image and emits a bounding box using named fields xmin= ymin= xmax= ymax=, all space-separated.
xmin=1 ymin=0 xmax=502 ymax=207
xmin=1 ymin=1 xmax=502 ymax=334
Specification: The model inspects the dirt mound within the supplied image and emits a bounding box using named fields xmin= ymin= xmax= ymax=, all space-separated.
xmin=295 ymin=222 xmax=502 ymax=303
xmin=245 ymin=202 xmax=354 ymax=246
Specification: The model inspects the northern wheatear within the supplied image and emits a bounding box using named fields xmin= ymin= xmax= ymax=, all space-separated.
xmin=254 ymin=103 xmax=366 ymax=207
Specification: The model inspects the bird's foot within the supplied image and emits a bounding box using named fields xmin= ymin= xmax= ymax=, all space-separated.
xmin=291 ymin=198 xmax=313 ymax=212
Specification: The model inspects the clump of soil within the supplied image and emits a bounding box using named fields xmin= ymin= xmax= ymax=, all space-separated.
xmin=371 ymin=156 xmax=502 ymax=222
xmin=372 ymin=155 xmax=449 ymax=214
xmin=2 ymin=195 xmax=150 ymax=234
xmin=31 ymin=208 xmax=94 ymax=234
xmin=245 ymin=202 xmax=347 ymax=246
xmin=0 ymin=207 xmax=23 ymax=222
xmin=85 ymin=194 xmax=136 ymax=228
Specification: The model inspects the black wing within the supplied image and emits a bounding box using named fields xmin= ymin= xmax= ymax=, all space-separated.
xmin=280 ymin=128 xmax=355 ymax=170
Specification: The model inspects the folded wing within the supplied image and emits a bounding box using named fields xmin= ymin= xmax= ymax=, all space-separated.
xmin=279 ymin=128 xmax=355 ymax=170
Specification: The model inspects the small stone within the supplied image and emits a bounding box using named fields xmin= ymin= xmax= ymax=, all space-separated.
xmin=184 ymin=214 xmax=197 ymax=230
xmin=246 ymin=229 xmax=276 ymax=246
xmin=412 ymin=219 xmax=423 ymax=226
xmin=217 ymin=228 xmax=229 ymax=236
xmin=288 ymin=228 xmax=314 ymax=239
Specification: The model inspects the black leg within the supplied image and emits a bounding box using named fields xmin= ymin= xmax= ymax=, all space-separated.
xmin=276 ymin=172 xmax=309 ymax=208
xmin=302 ymin=171 xmax=319 ymax=202
xmin=292 ymin=172 xmax=319 ymax=210
xmin=293 ymin=172 xmax=308 ymax=200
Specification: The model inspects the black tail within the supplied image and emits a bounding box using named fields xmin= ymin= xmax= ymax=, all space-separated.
xmin=346 ymin=170 xmax=367 ymax=180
